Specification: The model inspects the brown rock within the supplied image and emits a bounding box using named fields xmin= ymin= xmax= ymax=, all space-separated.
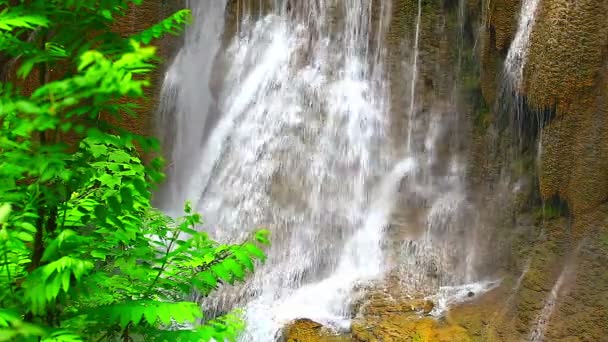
xmin=282 ymin=319 xmax=351 ymax=342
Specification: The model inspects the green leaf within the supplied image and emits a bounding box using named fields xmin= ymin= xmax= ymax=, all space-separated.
xmin=108 ymin=150 xmax=131 ymax=163
xmin=211 ymin=264 xmax=232 ymax=284
xmin=88 ymin=143 xmax=107 ymax=158
xmin=98 ymin=173 xmax=121 ymax=188
xmin=234 ymin=250 xmax=254 ymax=272
xmin=254 ymin=229 xmax=271 ymax=245
xmin=0 ymin=10 xmax=50 ymax=31
xmin=244 ymin=243 xmax=266 ymax=260
xmin=16 ymin=231 xmax=34 ymax=242
xmin=120 ymin=187 xmax=133 ymax=209
xmin=94 ymin=205 xmax=108 ymax=220
xmin=41 ymin=329 xmax=83 ymax=342
xmin=107 ymin=195 xmax=121 ymax=213
xmin=199 ymin=270 xmax=218 ymax=289
xmin=0 ymin=204 xmax=11 ymax=224
xmin=224 ymin=258 xmax=245 ymax=281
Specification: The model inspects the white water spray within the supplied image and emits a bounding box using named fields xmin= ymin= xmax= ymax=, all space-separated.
xmin=241 ymin=158 xmax=416 ymax=340
xmin=158 ymin=1 xmax=494 ymax=340
xmin=159 ymin=1 xmax=400 ymax=339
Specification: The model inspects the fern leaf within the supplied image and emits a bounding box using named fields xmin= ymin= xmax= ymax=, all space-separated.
xmin=41 ymin=330 xmax=83 ymax=342
xmin=243 ymin=243 xmax=266 ymax=260
xmin=0 ymin=8 xmax=49 ymax=31
xmin=131 ymin=9 xmax=191 ymax=44
xmin=90 ymin=301 xmax=203 ymax=329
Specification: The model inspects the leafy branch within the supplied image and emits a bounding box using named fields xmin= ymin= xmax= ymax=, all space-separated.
xmin=0 ymin=2 xmax=270 ymax=341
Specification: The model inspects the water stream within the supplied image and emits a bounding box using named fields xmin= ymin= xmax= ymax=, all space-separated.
xmin=405 ymin=0 xmax=422 ymax=154
xmin=504 ymin=0 xmax=542 ymax=88
xmin=528 ymin=241 xmax=583 ymax=341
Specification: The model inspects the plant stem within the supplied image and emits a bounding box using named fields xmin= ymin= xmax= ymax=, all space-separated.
xmin=143 ymin=225 xmax=181 ymax=297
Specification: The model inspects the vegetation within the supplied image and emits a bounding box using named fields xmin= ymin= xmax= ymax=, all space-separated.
xmin=0 ymin=1 xmax=268 ymax=341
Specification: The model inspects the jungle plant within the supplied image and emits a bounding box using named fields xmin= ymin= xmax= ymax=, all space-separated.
xmin=0 ymin=1 xmax=268 ymax=341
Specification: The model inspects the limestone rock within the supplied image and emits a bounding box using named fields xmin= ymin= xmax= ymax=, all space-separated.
xmin=282 ymin=319 xmax=351 ymax=342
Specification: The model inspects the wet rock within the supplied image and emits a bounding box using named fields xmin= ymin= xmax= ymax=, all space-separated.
xmin=351 ymin=284 xmax=471 ymax=342
xmin=282 ymin=319 xmax=351 ymax=342
xmin=351 ymin=315 xmax=472 ymax=342
xmin=422 ymin=300 xmax=435 ymax=315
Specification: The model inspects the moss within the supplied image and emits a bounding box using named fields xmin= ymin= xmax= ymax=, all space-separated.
xmin=352 ymin=315 xmax=472 ymax=342
xmin=533 ymin=203 xmax=561 ymax=222
xmin=600 ymin=231 xmax=608 ymax=250
xmin=524 ymin=0 xmax=608 ymax=225
xmin=525 ymin=0 xmax=608 ymax=111
xmin=486 ymin=0 xmax=521 ymax=53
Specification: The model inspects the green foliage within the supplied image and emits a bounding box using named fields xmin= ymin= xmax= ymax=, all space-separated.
xmin=0 ymin=1 xmax=268 ymax=341
xmin=533 ymin=202 xmax=562 ymax=222
xmin=600 ymin=232 xmax=608 ymax=250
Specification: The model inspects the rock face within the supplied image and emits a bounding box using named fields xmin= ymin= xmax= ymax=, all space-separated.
xmin=479 ymin=0 xmax=608 ymax=236
xmin=530 ymin=0 xmax=608 ymax=233
xmin=282 ymin=319 xmax=350 ymax=342
xmin=282 ymin=290 xmax=473 ymax=342
xmin=472 ymin=1 xmax=608 ymax=339
xmin=351 ymin=290 xmax=471 ymax=342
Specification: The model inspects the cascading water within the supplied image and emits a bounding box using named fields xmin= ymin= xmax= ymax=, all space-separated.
xmin=504 ymin=0 xmax=542 ymax=88
xmin=405 ymin=0 xmax=422 ymax=153
xmin=159 ymin=0 xmax=402 ymax=338
xmin=393 ymin=0 xmax=498 ymax=310
xmin=500 ymin=0 xmax=544 ymax=150
xmin=156 ymin=0 xmax=229 ymax=213
xmin=158 ymin=0 xmax=493 ymax=340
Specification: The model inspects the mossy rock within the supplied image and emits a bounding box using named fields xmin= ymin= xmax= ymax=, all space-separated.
xmin=282 ymin=319 xmax=351 ymax=342
xmin=352 ymin=315 xmax=472 ymax=342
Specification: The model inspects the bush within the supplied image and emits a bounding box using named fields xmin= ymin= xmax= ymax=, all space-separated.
xmin=0 ymin=1 xmax=268 ymax=341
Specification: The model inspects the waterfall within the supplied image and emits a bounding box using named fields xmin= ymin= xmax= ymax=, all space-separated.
xmin=406 ymin=0 xmax=422 ymax=153
xmin=158 ymin=0 xmax=400 ymax=338
xmin=242 ymin=158 xmax=416 ymax=340
xmin=158 ymin=0 xmax=493 ymax=340
xmin=504 ymin=0 xmax=542 ymax=88
xmin=156 ymin=0 xmax=229 ymax=214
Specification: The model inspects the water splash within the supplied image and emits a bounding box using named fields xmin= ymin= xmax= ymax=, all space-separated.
xmin=427 ymin=280 xmax=501 ymax=316
xmin=241 ymin=158 xmax=416 ymax=340
xmin=398 ymin=189 xmax=484 ymax=299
